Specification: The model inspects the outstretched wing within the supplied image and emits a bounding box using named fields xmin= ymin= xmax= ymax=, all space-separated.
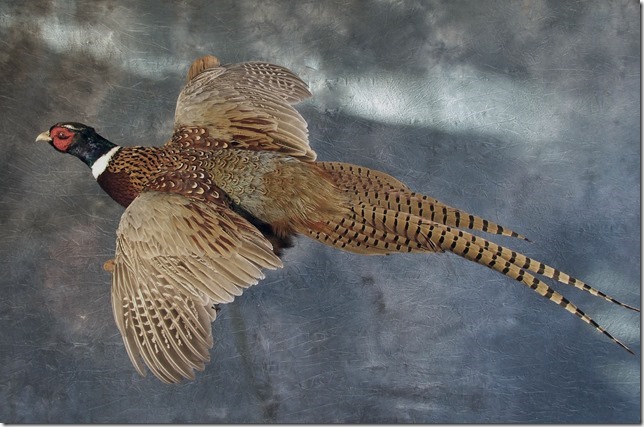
xmin=111 ymin=191 xmax=282 ymax=383
xmin=172 ymin=55 xmax=316 ymax=161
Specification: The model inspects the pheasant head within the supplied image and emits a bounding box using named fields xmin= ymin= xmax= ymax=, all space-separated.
xmin=36 ymin=122 xmax=119 ymax=177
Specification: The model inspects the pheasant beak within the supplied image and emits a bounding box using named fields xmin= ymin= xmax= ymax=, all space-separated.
xmin=36 ymin=130 xmax=52 ymax=143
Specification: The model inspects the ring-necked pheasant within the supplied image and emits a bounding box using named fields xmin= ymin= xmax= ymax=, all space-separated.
xmin=36 ymin=55 xmax=638 ymax=383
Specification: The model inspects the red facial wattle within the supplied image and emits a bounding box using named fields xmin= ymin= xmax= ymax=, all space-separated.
xmin=50 ymin=126 xmax=76 ymax=152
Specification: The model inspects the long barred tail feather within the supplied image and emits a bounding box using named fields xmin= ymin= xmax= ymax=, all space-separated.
xmin=318 ymin=161 xmax=530 ymax=241
xmin=430 ymin=222 xmax=635 ymax=354
xmin=454 ymin=228 xmax=639 ymax=312
xmin=303 ymin=161 xmax=639 ymax=353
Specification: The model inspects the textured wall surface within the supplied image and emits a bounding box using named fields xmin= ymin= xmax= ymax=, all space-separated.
xmin=0 ymin=0 xmax=640 ymax=423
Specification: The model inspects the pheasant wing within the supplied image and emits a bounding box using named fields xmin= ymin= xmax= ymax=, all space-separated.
xmin=172 ymin=55 xmax=316 ymax=161
xmin=111 ymin=191 xmax=282 ymax=383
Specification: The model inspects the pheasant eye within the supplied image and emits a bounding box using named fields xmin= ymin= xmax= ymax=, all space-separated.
xmin=56 ymin=131 xmax=70 ymax=139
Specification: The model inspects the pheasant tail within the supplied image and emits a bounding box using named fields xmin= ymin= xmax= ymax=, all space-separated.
xmin=298 ymin=161 xmax=638 ymax=353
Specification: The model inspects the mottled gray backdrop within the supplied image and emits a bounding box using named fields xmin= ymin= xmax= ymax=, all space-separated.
xmin=0 ymin=0 xmax=640 ymax=423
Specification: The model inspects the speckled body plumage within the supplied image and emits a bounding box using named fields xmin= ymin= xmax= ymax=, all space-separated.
xmin=36 ymin=55 xmax=638 ymax=383
xmin=98 ymin=143 xmax=346 ymax=239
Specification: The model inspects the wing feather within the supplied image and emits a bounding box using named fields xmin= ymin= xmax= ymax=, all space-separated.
xmin=111 ymin=191 xmax=282 ymax=383
xmin=173 ymin=57 xmax=316 ymax=160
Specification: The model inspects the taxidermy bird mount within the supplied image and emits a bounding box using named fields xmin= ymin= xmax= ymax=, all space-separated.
xmin=36 ymin=55 xmax=639 ymax=383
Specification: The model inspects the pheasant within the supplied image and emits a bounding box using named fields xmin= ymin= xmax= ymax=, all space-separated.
xmin=36 ymin=55 xmax=638 ymax=383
